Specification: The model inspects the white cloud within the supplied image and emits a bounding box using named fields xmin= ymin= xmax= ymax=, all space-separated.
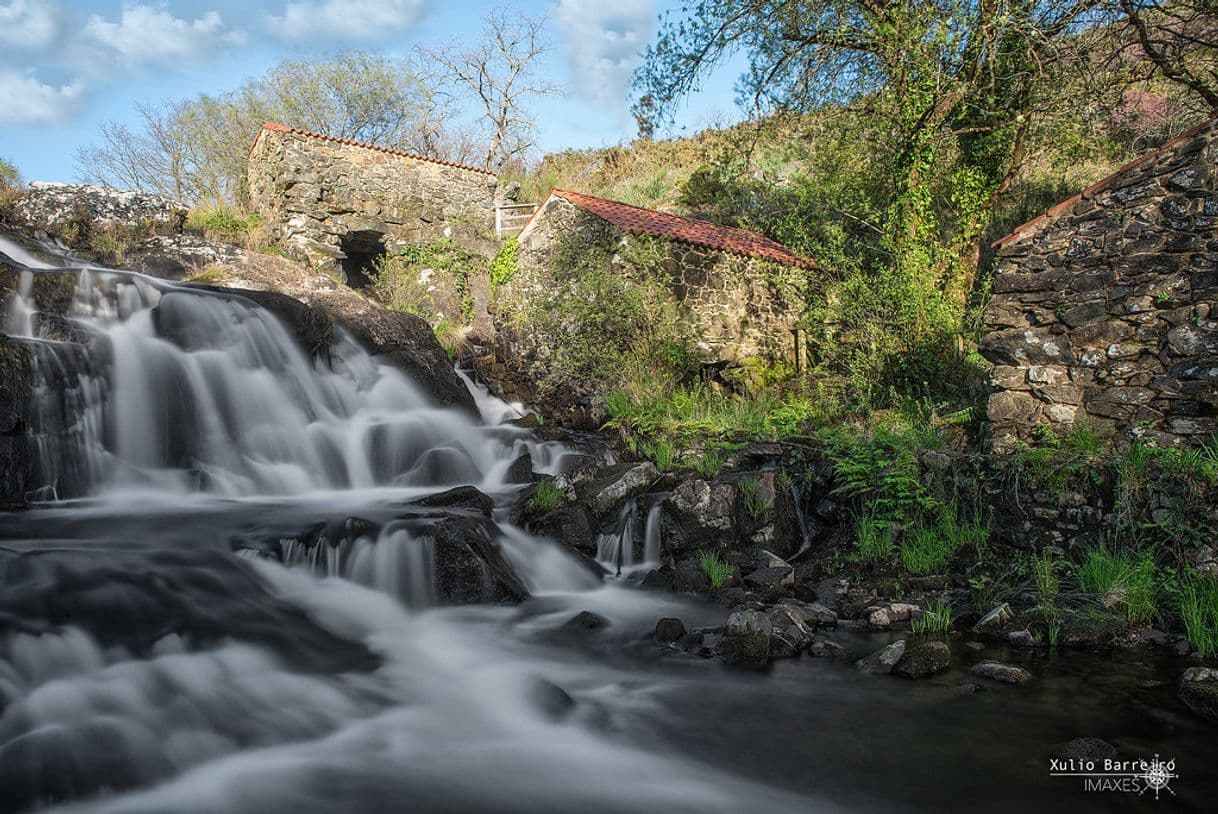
xmin=84 ymin=4 xmax=243 ymax=65
xmin=555 ymin=0 xmax=654 ymax=107
xmin=0 ymin=0 xmax=60 ymax=51
xmin=0 ymin=69 xmax=82 ymax=122
xmin=266 ymin=0 xmax=425 ymax=41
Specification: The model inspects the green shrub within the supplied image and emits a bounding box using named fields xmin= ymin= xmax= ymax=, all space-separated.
xmin=528 ymin=480 xmax=562 ymax=515
xmin=698 ymin=550 xmax=733 ymax=588
xmin=490 ymin=237 xmax=518 ymax=287
xmin=0 ymin=156 xmax=22 ymax=190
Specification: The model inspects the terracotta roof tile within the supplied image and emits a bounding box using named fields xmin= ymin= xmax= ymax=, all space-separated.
xmin=252 ymin=122 xmax=495 ymax=175
xmin=992 ymin=113 xmax=1217 ymax=250
xmin=547 ymin=189 xmax=817 ymax=269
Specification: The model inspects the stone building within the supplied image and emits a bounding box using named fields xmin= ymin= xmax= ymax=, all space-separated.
xmin=514 ymin=189 xmax=816 ymax=365
xmin=981 ymin=115 xmax=1218 ymax=450
xmin=247 ymin=122 xmax=498 ymax=284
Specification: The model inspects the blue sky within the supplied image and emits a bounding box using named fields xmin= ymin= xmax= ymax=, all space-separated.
xmin=0 ymin=0 xmax=746 ymax=183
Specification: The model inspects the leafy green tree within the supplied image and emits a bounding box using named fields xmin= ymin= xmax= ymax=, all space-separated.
xmin=0 ymin=156 xmax=22 ymax=190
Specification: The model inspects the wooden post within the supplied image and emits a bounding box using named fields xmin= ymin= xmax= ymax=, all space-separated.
xmin=791 ymin=327 xmax=803 ymax=376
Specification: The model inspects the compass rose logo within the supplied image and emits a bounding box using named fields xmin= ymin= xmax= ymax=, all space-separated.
xmin=1138 ymin=755 xmax=1177 ymax=799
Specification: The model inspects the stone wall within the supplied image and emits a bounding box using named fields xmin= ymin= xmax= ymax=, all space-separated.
xmin=981 ymin=116 xmax=1218 ymax=450
xmin=247 ymin=125 xmax=498 ymax=272
xmin=515 ymin=195 xmax=805 ymax=366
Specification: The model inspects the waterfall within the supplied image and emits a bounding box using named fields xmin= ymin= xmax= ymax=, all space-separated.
xmin=1 ymin=233 xmax=565 ymax=501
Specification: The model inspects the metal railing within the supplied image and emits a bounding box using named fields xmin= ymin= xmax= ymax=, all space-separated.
xmin=495 ymin=203 xmax=539 ymax=239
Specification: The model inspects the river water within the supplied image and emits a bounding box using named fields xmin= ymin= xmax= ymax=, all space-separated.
xmin=0 ymin=235 xmax=1215 ymax=812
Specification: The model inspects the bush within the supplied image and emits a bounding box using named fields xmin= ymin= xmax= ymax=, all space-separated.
xmin=0 ymin=156 xmax=22 ymax=190
xmin=490 ymin=237 xmax=518 ymax=287
xmin=371 ymin=238 xmax=480 ymax=321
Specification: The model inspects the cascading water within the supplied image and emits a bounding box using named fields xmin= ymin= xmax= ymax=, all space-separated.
xmin=5 ymin=232 xmax=1212 ymax=812
xmin=0 ymin=232 xmax=817 ymax=813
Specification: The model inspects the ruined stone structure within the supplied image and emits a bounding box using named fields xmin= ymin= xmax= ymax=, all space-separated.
xmin=981 ymin=115 xmax=1218 ymax=450
xmin=515 ymin=189 xmax=815 ymax=365
xmin=247 ymin=122 xmax=498 ymax=283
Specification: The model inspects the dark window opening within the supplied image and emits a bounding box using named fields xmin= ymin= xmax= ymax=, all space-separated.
xmin=339 ymin=230 xmax=386 ymax=289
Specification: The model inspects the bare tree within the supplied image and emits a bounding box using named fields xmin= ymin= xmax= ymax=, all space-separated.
xmin=423 ymin=9 xmax=563 ymax=171
xmin=1118 ymin=0 xmax=1218 ymax=110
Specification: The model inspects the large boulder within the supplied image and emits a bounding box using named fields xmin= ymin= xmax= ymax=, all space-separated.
xmin=721 ymin=610 xmax=772 ymax=666
xmin=894 ymin=641 xmax=950 ymax=678
xmin=969 ymin=661 xmax=1033 ymax=685
xmin=856 ymin=640 xmax=906 ymax=674
xmin=0 ymin=336 xmax=35 ymax=506
xmin=1178 ymin=667 xmax=1218 ymax=724
xmin=664 ymin=478 xmax=736 ymax=553
xmin=586 ymin=462 xmax=659 ymax=517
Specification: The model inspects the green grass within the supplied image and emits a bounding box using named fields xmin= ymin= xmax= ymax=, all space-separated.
xmin=911 ymin=600 xmax=952 ymax=635
xmin=854 ymin=513 xmax=895 ymax=562
xmin=528 ymin=480 xmax=562 ymax=515
xmin=605 ymin=384 xmax=831 ymax=444
xmin=187 ymin=206 xmax=262 ymax=241
xmin=738 ymin=475 xmax=773 ymax=520
xmin=698 ymin=550 xmax=733 ymax=589
xmin=642 ymin=438 xmax=678 ymax=471
xmin=185 ymin=265 xmax=227 ymax=284
xmin=899 ymin=506 xmax=987 ymax=575
xmin=1074 ymin=547 xmax=1159 ymax=625
xmin=693 ymin=451 xmax=724 ymax=478
xmin=1178 ymin=573 xmax=1218 ymax=659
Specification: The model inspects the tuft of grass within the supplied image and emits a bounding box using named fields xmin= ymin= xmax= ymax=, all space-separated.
xmin=911 ymin=599 xmax=952 ymax=635
xmin=528 ymin=480 xmax=562 ymax=515
xmin=855 ymin=513 xmax=894 ymax=562
xmin=1178 ymin=572 xmax=1218 ymax=659
xmin=738 ymin=475 xmax=773 ymax=520
xmin=1074 ymin=547 xmax=1159 ymax=625
xmin=898 ymin=506 xmax=986 ymax=575
xmin=698 ymin=550 xmax=733 ymax=589
xmin=187 ymin=206 xmax=263 ymax=245
xmin=694 ymin=451 xmax=724 ymax=478
xmin=186 ymin=264 xmax=227 ymax=284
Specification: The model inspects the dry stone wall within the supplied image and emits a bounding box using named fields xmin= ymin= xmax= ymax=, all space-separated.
xmin=247 ymin=127 xmax=498 ymax=270
xmin=981 ymin=117 xmax=1218 ymax=450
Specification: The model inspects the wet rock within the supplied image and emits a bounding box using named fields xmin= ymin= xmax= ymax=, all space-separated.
xmin=957 ymin=683 xmax=983 ymax=693
xmin=743 ymin=560 xmax=795 ymax=599
xmin=1056 ymin=738 xmax=1117 ymax=762
xmin=1008 ymin=630 xmax=1037 ymax=648
xmin=767 ymin=605 xmax=816 ymax=658
xmin=673 ymin=557 xmax=711 ymax=592
xmin=1178 ymin=667 xmax=1218 ymax=724
xmin=963 ymin=641 xmax=985 ymax=652
xmin=505 ymin=451 xmax=535 ymax=483
xmin=856 ymin=640 xmax=906 ymax=674
xmin=561 ymin=610 xmax=610 ymax=633
xmin=808 ymin=639 xmax=848 ymax=658
xmin=894 ymin=641 xmax=950 ymax=679
xmin=588 ymin=463 xmax=659 ymax=517
xmin=409 ymin=485 xmax=494 ymax=515
xmin=431 ymin=516 xmax=530 ymax=604
xmin=868 ymin=602 xmax=921 ymax=629
xmin=528 ymin=502 xmax=595 ymax=557
xmin=654 ymin=617 xmax=686 ymax=644
xmin=665 ymin=478 xmax=736 ymax=552
xmin=528 ymin=679 xmax=576 ymax=720
xmin=974 ymin=603 xmax=1013 ymax=634
xmin=721 ymin=610 xmax=772 ymax=666
xmin=969 ymin=661 xmax=1033 ymax=685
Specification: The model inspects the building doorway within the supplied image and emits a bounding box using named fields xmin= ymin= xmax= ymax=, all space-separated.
xmin=339 ymin=230 xmax=386 ymax=289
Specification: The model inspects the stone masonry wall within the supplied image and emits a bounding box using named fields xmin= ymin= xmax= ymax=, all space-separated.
xmin=981 ymin=117 xmax=1218 ymax=451
xmin=247 ymin=127 xmax=498 ymax=270
xmin=515 ymin=195 xmax=804 ymax=366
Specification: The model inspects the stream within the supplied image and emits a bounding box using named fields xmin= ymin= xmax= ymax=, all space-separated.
xmin=1 ymin=234 xmax=1215 ymax=813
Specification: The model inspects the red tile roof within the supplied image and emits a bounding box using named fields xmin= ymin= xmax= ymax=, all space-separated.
xmin=992 ymin=113 xmax=1217 ymax=250
xmin=534 ymin=189 xmax=817 ymax=269
xmin=251 ymin=122 xmax=495 ymax=175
